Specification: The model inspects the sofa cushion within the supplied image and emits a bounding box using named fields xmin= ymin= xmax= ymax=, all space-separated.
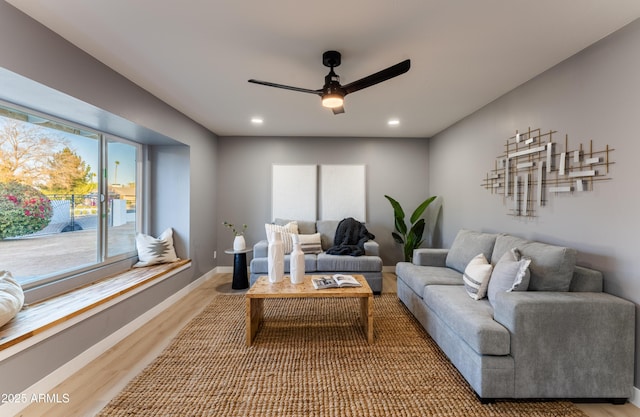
xmin=492 ymin=234 xmax=576 ymax=292
xmin=423 ymin=285 xmax=511 ymax=355
xmin=570 ymin=266 xmax=603 ymax=292
xmin=395 ymin=262 xmax=463 ymax=297
xmin=446 ymin=229 xmax=497 ymax=273
xmin=463 ymin=254 xmax=493 ymax=300
xmin=316 ymin=253 xmax=382 ymax=272
xmin=490 ymin=234 xmax=527 ymax=264
xmin=275 ymin=218 xmax=316 ymax=235
xmin=316 ymin=220 xmax=340 ymax=251
xmin=487 ymin=248 xmax=531 ymax=306
xmin=250 ymin=254 xmax=317 ymax=274
xmin=298 ymin=233 xmax=323 ymax=254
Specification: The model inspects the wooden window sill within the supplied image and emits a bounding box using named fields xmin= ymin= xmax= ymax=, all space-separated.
xmin=0 ymin=259 xmax=191 ymax=354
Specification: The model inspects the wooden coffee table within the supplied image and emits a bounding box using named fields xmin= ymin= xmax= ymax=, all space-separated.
xmin=245 ymin=274 xmax=374 ymax=346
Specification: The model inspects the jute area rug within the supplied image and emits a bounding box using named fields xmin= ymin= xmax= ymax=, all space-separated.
xmin=98 ymin=294 xmax=587 ymax=417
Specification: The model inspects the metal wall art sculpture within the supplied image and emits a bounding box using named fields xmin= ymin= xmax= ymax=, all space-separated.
xmin=481 ymin=128 xmax=614 ymax=217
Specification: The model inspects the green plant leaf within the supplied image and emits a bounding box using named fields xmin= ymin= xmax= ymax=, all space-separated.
xmin=394 ymin=217 xmax=407 ymax=236
xmin=385 ymin=195 xmax=405 ymax=221
xmin=406 ymin=219 xmax=426 ymax=254
xmin=409 ymin=196 xmax=437 ymax=224
xmin=391 ymin=232 xmax=404 ymax=244
xmin=385 ymin=195 xmax=407 ymax=235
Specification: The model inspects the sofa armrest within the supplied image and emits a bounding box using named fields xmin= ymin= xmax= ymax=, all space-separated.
xmin=253 ymin=240 xmax=268 ymax=258
xmin=493 ymin=291 xmax=635 ymax=398
xmin=412 ymin=248 xmax=448 ymax=267
xmin=364 ymin=240 xmax=380 ymax=256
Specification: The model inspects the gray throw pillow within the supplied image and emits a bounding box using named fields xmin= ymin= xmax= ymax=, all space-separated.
xmin=487 ymin=248 xmax=531 ymax=306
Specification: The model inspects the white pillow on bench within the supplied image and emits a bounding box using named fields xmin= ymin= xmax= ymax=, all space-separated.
xmin=0 ymin=270 xmax=24 ymax=328
xmin=135 ymin=228 xmax=180 ymax=267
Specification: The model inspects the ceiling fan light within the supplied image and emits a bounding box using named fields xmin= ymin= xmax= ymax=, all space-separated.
xmin=322 ymin=94 xmax=344 ymax=108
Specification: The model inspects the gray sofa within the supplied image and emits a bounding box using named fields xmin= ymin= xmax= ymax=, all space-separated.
xmin=249 ymin=219 xmax=383 ymax=293
xmin=396 ymin=229 xmax=635 ymax=402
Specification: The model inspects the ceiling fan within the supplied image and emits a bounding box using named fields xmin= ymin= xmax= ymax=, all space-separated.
xmin=248 ymin=51 xmax=410 ymax=115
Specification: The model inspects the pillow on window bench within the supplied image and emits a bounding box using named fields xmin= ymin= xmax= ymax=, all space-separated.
xmin=134 ymin=228 xmax=180 ymax=267
xmin=0 ymin=270 xmax=24 ymax=328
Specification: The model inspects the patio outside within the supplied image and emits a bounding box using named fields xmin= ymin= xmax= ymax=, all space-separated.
xmin=0 ymin=198 xmax=136 ymax=286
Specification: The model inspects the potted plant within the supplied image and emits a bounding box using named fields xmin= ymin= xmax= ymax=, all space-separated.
xmin=223 ymin=221 xmax=247 ymax=251
xmin=384 ymin=195 xmax=437 ymax=262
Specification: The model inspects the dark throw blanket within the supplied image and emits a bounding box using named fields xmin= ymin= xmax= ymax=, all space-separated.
xmin=325 ymin=217 xmax=375 ymax=257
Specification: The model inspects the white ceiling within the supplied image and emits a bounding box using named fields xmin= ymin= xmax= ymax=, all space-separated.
xmin=7 ymin=0 xmax=640 ymax=138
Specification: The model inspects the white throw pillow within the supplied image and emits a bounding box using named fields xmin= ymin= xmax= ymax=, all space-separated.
xmin=134 ymin=228 xmax=180 ymax=267
xmin=298 ymin=233 xmax=323 ymax=254
xmin=463 ymin=253 xmax=493 ymax=300
xmin=487 ymin=248 xmax=531 ymax=306
xmin=0 ymin=271 xmax=24 ymax=328
xmin=265 ymin=222 xmax=298 ymax=254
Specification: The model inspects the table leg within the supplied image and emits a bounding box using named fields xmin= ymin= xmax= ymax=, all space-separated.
xmin=232 ymin=253 xmax=249 ymax=289
xmin=360 ymin=295 xmax=374 ymax=344
xmin=246 ymin=297 xmax=263 ymax=346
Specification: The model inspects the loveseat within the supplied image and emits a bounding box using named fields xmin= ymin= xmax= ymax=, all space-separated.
xmin=395 ymin=229 xmax=635 ymax=402
xmin=249 ymin=219 xmax=383 ymax=293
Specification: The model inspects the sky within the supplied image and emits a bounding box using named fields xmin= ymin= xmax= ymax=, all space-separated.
xmin=69 ymin=135 xmax=137 ymax=185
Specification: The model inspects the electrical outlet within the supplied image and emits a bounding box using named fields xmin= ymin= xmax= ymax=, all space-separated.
xmin=213 ymin=251 xmax=217 ymax=259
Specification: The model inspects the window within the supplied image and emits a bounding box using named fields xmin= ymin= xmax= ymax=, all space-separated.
xmin=0 ymin=103 xmax=142 ymax=291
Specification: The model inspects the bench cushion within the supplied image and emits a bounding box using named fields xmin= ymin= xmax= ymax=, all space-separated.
xmin=423 ymin=285 xmax=511 ymax=356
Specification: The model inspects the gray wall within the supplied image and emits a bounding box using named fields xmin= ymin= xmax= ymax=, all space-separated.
xmin=429 ymin=18 xmax=640 ymax=388
xmin=0 ymin=2 xmax=218 ymax=393
xmin=216 ymin=136 xmax=430 ymax=266
xmin=149 ymin=145 xmax=191 ymax=258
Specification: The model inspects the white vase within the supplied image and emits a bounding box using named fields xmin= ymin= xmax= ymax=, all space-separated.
xmin=233 ymin=235 xmax=246 ymax=251
xmin=267 ymin=230 xmax=284 ymax=283
xmin=290 ymin=234 xmax=305 ymax=284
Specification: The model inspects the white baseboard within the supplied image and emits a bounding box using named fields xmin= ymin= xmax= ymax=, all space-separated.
xmin=0 ymin=267 xmax=214 ymax=417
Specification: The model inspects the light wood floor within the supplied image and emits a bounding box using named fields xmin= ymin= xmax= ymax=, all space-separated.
xmin=16 ymin=272 xmax=640 ymax=417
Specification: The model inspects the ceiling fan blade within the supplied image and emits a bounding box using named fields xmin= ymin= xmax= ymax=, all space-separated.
xmin=342 ymin=59 xmax=411 ymax=95
xmin=248 ymin=79 xmax=321 ymax=95
xmin=331 ymin=106 xmax=345 ymax=115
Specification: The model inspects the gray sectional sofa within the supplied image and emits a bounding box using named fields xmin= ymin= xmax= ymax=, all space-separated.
xmin=249 ymin=219 xmax=383 ymax=293
xmin=396 ymin=229 xmax=635 ymax=402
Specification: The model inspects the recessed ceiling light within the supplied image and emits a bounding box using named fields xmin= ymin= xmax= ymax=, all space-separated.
xmin=388 ymin=119 xmax=400 ymax=126
xmin=251 ymin=117 xmax=263 ymax=124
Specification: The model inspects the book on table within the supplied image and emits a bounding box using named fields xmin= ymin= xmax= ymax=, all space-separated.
xmin=312 ymin=274 xmax=361 ymax=289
